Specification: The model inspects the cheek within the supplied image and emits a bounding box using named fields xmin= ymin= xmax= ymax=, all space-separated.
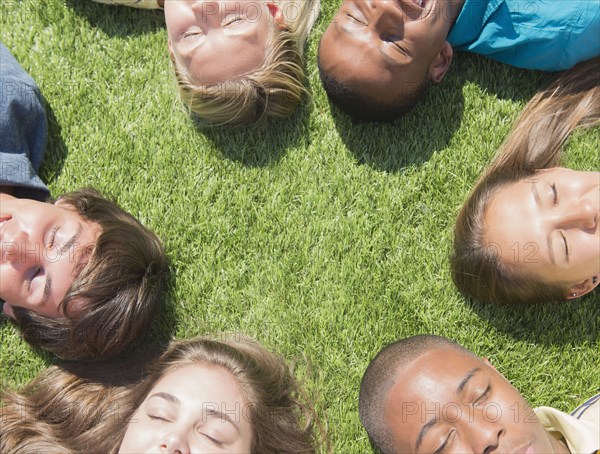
xmin=119 ymin=415 xmax=156 ymax=453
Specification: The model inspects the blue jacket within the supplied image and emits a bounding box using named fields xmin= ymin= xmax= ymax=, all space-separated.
xmin=447 ymin=0 xmax=600 ymax=71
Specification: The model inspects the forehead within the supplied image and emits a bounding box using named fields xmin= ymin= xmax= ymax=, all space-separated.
xmin=383 ymin=349 xmax=488 ymax=446
xmin=386 ymin=348 xmax=483 ymax=402
xmin=180 ymin=36 xmax=268 ymax=85
xmin=484 ymin=178 xmax=543 ymax=265
xmin=152 ymin=364 xmax=245 ymax=404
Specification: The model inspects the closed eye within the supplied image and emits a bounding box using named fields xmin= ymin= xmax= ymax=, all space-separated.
xmin=149 ymin=414 xmax=170 ymax=422
xmin=47 ymin=225 xmax=59 ymax=248
xmin=561 ymin=231 xmax=569 ymax=261
xmin=181 ymin=31 xmax=202 ymax=41
xmin=474 ymin=385 xmax=491 ymax=405
xmin=382 ymin=36 xmax=409 ymax=56
xmin=223 ymin=16 xmax=243 ymax=26
xmin=346 ymin=13 xmax=366 ymax=25
xmin=204 ymin=434 xmax=224 ymax=447
xmin=433 ymin=430 xmax=454 ymax=454
xmin=551 ymin=183 xmax=558 ymax=205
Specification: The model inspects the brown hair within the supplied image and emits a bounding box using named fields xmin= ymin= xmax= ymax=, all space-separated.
xmin=11 ymin=188 xmax=169 ymax=360
xmin=451 ymin=57 xmax=600 ymax=304
xmin=173 ymin=0 xmax=320 ymax=126
xmin=1 ymin=336 xmax=318 ymax=454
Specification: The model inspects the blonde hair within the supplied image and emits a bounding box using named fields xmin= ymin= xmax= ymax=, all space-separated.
xmin=1 ymin=336 xmax=318 ymax=453
xmin=173 ymin=0 xmax=320 ymax=126
xmin=451 ymin=57 xmax=600 ymax=304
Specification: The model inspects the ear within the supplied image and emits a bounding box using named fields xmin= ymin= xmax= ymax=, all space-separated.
xmin=267 ymin=2 xmax=286 ymax=29
xmin=428 ymin=42 xmax=453 ymax=84
xmin=2 ymin=302 xmax=15 ymax=319
xmin=566 ymin=277 xmax=599 ymax=300
xmin=481 ymin=357 xmax=498 ymax=372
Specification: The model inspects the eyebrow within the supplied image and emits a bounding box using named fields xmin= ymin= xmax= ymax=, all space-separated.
xmin=60 ymin=223 xmax=83 ymax=254
xmin=150 ymin=392 xmax=181 ymax=406
xmin=415 ymin=368 xmax=481 ymax=450
xmin=531 ymin=183 xmax=556 ymax=265
xmin=40 ymin=223 xmax=83 ymax=306
xmin=415 ymin=416 xmax=439 ymax=450
xmin=456 ymin=368 xmax=480 ymax=394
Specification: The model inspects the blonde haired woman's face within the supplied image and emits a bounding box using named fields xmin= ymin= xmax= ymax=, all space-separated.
xmin=119 ymin=364 xmax=253 ymax=453
xmin=485 ymin=168 xmax=600 ymax=298
xmin=165 ymin=0 xmax=281 ymax=84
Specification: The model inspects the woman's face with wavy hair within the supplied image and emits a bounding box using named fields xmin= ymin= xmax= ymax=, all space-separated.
xmin=119 ymin=363 xmax=254 ymax=453
xmin=484 ymin=167 xmax=600 ymax=299
xmin=165 ymin=0 xmax=284 ymax=84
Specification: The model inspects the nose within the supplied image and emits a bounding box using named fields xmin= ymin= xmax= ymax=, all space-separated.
xmin=2 ymin=231 xmax=39 ymax=269
xmin=371 ymin=1 xmax=406 ymax=41
xmin=192 ymin=0 xmax=220 ymax=22
xmin=466 ymin=409 xmax=504 ymax=454
xmin=557 ymin=198 xmax=598 ymax=231
xmin=160 ymin=432 xmax=190 ymax=454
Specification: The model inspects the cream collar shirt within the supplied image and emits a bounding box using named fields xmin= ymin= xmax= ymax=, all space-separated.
xmin=536 ymin=394 xmax=599 ymax=454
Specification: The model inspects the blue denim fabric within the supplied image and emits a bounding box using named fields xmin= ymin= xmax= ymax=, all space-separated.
xmin=0 ymin=42 xmax=49 ymax=201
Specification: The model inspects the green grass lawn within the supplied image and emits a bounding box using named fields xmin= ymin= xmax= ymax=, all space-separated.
xmin=1 ymin=1 xmax=599 ymax=452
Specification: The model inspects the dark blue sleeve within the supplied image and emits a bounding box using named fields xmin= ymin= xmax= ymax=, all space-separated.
xmin=0 ymin=42 xmax=50 ymax=201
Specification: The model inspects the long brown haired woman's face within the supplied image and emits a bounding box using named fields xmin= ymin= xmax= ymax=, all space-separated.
xmin=165 ymin=0 xmax=283 ymax=84
xmin=484 ymin=168 xmax=600 ymax=298
xmin=0 ymin=193 xmax=99 ymax=319
xmin=119 ymin=364 xmax=253 ymax=453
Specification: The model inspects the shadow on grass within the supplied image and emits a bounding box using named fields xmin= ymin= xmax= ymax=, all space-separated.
xmin=327 ymin=58 xmax=466 ymax=173
xmin=39 ymin=103 xmax=69 ymax=188
xmin=65 ymin=0 xmax=165 ymax=37
xmin=60 ymin=339 xmax=171 ymax=387
xmin=464 ymin=291 xmax=599 ymax=346
xmin=0 ymin=312 xmax=57 ymax=367
xmin=198 ymin=101 xmax=313 ymax=168
xmin=326 ymin=53 xmax=551 ymax=173
xmin=459 ymin=52 xmax=553 ymax=102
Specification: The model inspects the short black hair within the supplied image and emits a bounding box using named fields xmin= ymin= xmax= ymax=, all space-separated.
xmin=359 ymin=335 xmax=473 ymax=454
xmin=317 ymin=49 xmax=429 ymax=122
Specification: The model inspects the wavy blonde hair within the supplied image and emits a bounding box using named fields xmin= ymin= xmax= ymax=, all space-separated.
xmin=1 ymin=336 xmax=319 ymax=453
xmin=172 ymin=0 xmax=320 ymax=126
